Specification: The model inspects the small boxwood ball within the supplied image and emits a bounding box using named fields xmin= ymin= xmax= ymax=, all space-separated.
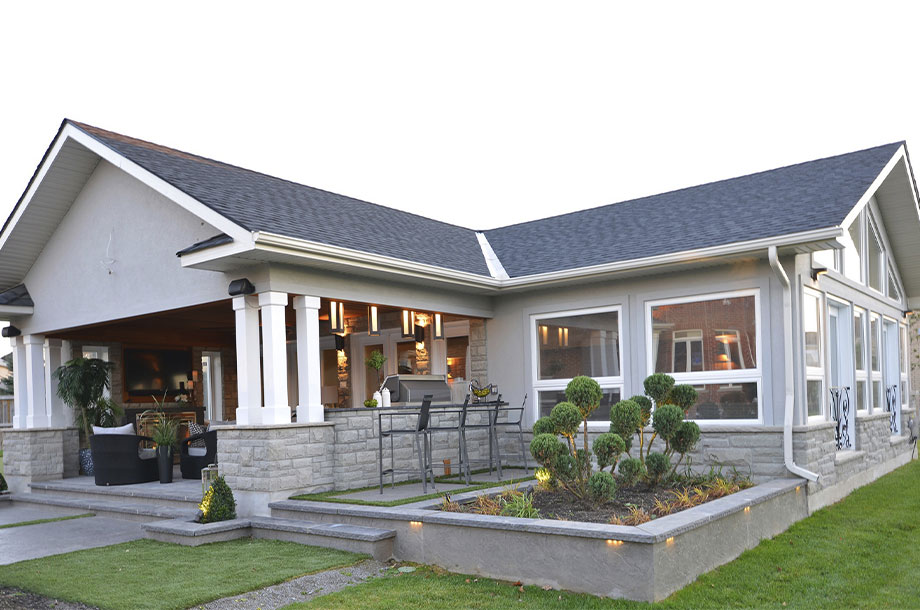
xmin=669 ymin=384 xmax=699 ymax=412
xmin=530 ymin=433 xmax=566 ymax=465
xmin=629 ymin=395 xmax=653 ymax=419
xmin=588 ymin=471 xmax=617 ymax=501
xmin=532 ymin=416 xmax=555 ymax=436
xmin=617 ymin=457 xmax=646 ymax=487
xmin=643 ymin=373 xmax=675 ymax=404
xmin=610 ymin=399 xmax=641 ymax=439
xmin=593 ymin=433 xmax=626 ymax=469
xmin=646 ymin=452 xmax=671 ymax=482
xmin=550 ymin=401 xmax=582 ymax=437
xmin=671 ymin=421 xmax=701 ymax=454
xmin=565 ymin=376 xmax=603 ymax=419
xmin=652 ymin=404 xmax=684 ymax=441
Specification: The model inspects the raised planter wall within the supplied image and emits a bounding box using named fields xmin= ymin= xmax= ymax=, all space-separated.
xmin=0 ymin=427 xmax=79 ymax=494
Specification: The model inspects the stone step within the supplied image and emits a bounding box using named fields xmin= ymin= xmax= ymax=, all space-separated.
xmin=29 ymin=479 xmax=202 ymax=510
xmin=142 ymin=516 xmax=396 ymax=561
xmin=12 ymin=493 xmax=199 ymax=523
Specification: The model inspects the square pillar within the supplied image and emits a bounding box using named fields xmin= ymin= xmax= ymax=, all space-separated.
xmin=293 ymin=296 xmax=323 ymax=423
xmin=44 ymin=338 xmax=70 ymax=427
xmin=23 ymin=334 xmax=48 ymax=428
xmin=259 ymin=291 xmax=291 ymax=424
xmin=233 ymin=295 xmax=262 ymax=425
xmin=10 ymin=336 xmax=27 ymax=429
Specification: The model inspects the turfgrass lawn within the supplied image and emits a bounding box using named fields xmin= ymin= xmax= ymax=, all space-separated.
xmin=0 ymin=538 xmax=365 ymax=610
xmin=294 ymin=459 xmax=920 ymax=609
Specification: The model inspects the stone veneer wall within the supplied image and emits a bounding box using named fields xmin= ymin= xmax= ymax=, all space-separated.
xmin=1 ymin=427 xmax=79 ymax=493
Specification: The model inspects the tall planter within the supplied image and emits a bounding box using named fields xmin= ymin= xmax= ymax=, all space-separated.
xmin=79 ymin=448 xmax=94 ymax=476
xmin=157 ymin=446 xmax=174 ymax=484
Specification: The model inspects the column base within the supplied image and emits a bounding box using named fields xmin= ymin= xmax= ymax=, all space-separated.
xmin=236 ymin=407 xmax=262 ymax=426
xmin=297 ymin=404 xmax=325 ymax=424
xmin=261 ymin=406 xmax=293 ymax=425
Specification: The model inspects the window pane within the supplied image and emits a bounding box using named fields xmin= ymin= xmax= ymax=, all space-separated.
xmin=872 ymin=380 xmax=881 ymax=411
xmin=888 ymin=270 xmax=901 ymax=301
xmin=854 ymin=309 xmax=865 ymax=372
xmin=538 ymin=388 xmax=621 ymax=422
xmin=901 ymin=326 xmax=909 ymax=375
xmin=446 ymin=336 xmax=469 ymax=381
xmin=870 ymin=316 xmax=880 ymax=372
xmin=804 ymin=293 xmax=821 ymax=368
xmin=537 ymin=311 xmax=620 ymax=380
xmin=807 ymin=380 xmax=823 ymax=417
xmin=813 ymin=250 xmax=837 ymax=272
xmin=868 ymin=225 xmax=883 ymax=291
xmin=843 ymin=220 xmax=862 ymax=282
xmin=397 ymin=340 xmax=418 ymax=374
xmin=651 ymin=295 xmax=757 ymax=373
xmin=685 ymin=382 xmax=758 ymax=420
xmin=855 ymin=380 xmax=867 ymax=412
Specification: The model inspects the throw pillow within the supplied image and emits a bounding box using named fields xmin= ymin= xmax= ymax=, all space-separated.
xmin=92 ymin=423 xmax=135 ymax=436
xmin=188 ymin=422 xmax=207 ymax=448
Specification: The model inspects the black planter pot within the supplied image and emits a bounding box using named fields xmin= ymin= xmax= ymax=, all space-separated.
xmin=79 ymin=448 xmax=94 ymax=476
xmin=157 ymin=446 xmax=174 ymax=484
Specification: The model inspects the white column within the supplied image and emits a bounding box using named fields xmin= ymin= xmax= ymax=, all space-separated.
xmin=44 ymin=338 xmax=69 ymax=427
xmin=233 ymin=295 xmax=262 ymax=425
xmin=259 ymin=291 xmax=291 ymax=424
xmin=293 ymin=295 xmax=323 ymax=423
xmin=23 ymin=334 xmax=48 ymax=428
xmin=10 ymin=336 xmax=27 ymax=429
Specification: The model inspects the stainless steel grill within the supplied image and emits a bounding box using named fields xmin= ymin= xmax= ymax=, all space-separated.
xmin=382 ymin=374 xmax=452 ymax=404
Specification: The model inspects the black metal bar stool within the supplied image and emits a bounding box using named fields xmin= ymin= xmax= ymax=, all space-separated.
xmin=426 ymin=394 xmax=469 ymax=481
xmin=378 ymin=395 xmax=435 ymax=493
xmin=460 ymin=394 xmax=503 ymax=483
xmin=492 ymin=394 xmax=530 ymax=473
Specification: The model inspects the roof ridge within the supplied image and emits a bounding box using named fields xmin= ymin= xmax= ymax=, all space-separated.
xmin=65 ymin=119 xmax=480 ymax=236
xmin=483 ymin=141 xmax=905 ymax=234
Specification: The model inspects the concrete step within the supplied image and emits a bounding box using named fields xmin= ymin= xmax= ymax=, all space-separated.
xmin=29 ymin=479 xmax=202 ymax=510
xmin=143 ymin=516 xmax=396 ymax=561
xmin=12 ymin=492 xmax=199 ymax=523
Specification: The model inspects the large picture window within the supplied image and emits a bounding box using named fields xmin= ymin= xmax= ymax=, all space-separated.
xmin=533 ymin=306 xmax=623 ymax=423
xmin=646 ymin=290 xmax=761 ymax=423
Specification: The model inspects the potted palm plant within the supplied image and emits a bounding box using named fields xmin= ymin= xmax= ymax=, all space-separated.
xmin=144 ymin=393 xmax=179 ymax=484
xmin=53 ymin=357 xmax=122 ymax=475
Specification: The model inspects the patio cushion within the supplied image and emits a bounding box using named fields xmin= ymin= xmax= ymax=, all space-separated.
xmin=93 ymin=423 xmax=135 ymax=436
xmin=188 ymin=447 xmax=208 ymax=457
xmin=188 ymin=422 xmax=207 ymax=448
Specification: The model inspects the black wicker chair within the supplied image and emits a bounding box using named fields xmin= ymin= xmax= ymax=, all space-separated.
xmin=180 ymin=430 xmax=218 ymax=480
xmin=90 ymin=434 xmax=158 ymax=486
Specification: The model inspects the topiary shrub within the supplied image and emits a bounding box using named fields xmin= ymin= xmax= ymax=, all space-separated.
xmin=588 ymin=471 xmax=616 ymax=502
xmin=646 ymin=452 xmax=670 ymax=485
xmin=652 ymin=404 xmax=683 ymax=442
xmin=0 ymin=472 xmax=7 ymax=493
xmin=565 ymin=376 xmax=603 ymax=421
xmin=643 ymin=373 xmax=675 ymax=405
xmin=669 ymin=384 xmax=699 ymax=413
xmin=550 ymin=402 xmax=582 ymax=442
xmin=610 ymin=399 xmax=641 ymax=439
xmin=671 ymin=421 xmax=701 ymax=457
xmin=198 ymin=476 xmax=236 ymax=523
xmin=629 ymin=395 xmax=653 ymax=421
xmin=532 ymin=417 xmax=555 ymax=436
xmin=530 ymin=433 xmax=566 ymax=464
xmin=592 ymin=432 xmax=626 ymax=470
xmin=617 ymin=457 xmax=645 ymax=487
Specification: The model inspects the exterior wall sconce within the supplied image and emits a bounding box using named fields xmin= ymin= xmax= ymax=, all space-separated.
xmin=414 ymin=325 xmax=426 ymax=344
xmin=433 ymin=313 xmax=444 ymax=340
xmin=330 ymin=301 xmax=345 ymax=334
xmin=334 ymin=333 xmax=346 ymax=351
xmin=810 ymin=267 xmax=828 ymax=281
xmin=1 ymin=325 xmax=21 ymax=338
xmin=368 ymin=305 xmax=380 ymax=336
xmin=401 ymin=310 xmax=415 ymax=338
xmin=228 ymin=278 xmax=255 ymax=296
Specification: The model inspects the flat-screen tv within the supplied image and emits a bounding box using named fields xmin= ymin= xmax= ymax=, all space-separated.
xmin=124 ymin=348 xmax=192 ymax=397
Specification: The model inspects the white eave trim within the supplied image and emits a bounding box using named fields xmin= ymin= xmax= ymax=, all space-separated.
xmin=0 ymin=305 xmax=34 ymax=316
xmin=841 ymin=144 xmax=908 ymax=230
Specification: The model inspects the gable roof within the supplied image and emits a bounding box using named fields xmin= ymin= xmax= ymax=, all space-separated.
xmin=483 ymin=143 xmax=904 ymax=277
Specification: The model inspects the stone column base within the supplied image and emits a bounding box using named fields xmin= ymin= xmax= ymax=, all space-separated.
xmin=215 ymin=422 xmax=335 ymax=516
xmin=1 ymin=427 xmax=79 ymax=494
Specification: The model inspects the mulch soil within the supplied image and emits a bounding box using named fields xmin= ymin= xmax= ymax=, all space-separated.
xmin=0 ymin=586 xmax=95 ymax=610
xmin=529 ymin=485 xmax=687 ymax=523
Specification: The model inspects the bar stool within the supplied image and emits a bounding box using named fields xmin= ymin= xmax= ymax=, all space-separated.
xmin=460 ymin=394 xmax=503 ymax=482
xmin=379 ymin=395 xmax=435 ymax=493
xmin=492 ymin=394 xmax=530 ymax=473
xmin=427 ymin=394 xmax=470 ymax=481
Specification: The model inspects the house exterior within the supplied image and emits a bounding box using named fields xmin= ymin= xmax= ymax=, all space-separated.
xmin=0 ymin=120 xmax=917 ymax=514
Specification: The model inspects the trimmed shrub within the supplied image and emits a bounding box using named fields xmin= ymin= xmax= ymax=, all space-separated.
xmin=652 ymin=404 xmax=684 ymax=441
xmin=0 ymin=472 xmax=7 ymax=493
xmin=588 ymin=471 xmax=616 ymax=502
xmin=198 ymin=476 xmax=236 ymax=523
xmin=643 ymin=373 xmax=675 ymax=404
xmin=550 ymin=402 xmax=582 ymax=438
xmin=610 ymin=399 xmax=641 ymax=439
xmin=669 ymin=384 xmax=699 ymax=412
xmin=532 ymin=416 xmax=555 ymax=436
xmin=565 ymin=376 xmax=603 ymax=420
xmin=646 ymin=452 xmax=671 ymax=484
xmin=629 ymin=395 xmax=653 ymax=421
xmin=618 ymin=457 xmax=645 ymax=487
xmin=530 ymin=433 xmax=566 ymax=464
xmin=593 ymin=433 xmax=626 ymax=470
xmin=671 ymin=421 xmax=701 ymax=455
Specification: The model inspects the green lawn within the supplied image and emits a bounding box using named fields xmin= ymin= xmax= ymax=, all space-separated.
xmin=0 ymin=538 xmax=365 ymax=610
xmin=292 ymin=459 xmax=920 ymax=609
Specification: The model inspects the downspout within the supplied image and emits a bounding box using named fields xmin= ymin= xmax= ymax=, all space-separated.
xmin=768 ymin=246 xmax=820 ymax=482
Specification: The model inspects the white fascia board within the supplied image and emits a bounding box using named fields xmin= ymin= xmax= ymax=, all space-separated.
xmin=840 ymin=145 xmax=907 ymax=230
xmin=0 ymin=305 xmax=34 ymax=316
xmin=178 ymin=238 xmax=257 ymax=267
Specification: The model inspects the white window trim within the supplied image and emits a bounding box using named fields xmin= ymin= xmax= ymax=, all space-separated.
xmin=869 ymin=312 xmax=883 ymax=413
xmin=645 ymin=289 xmax=763 ymax=425
xmin=854 ymin=307 xmax=869 ymax=413
xmin=201 ymin=351 xmax=223 ymax=422
xmin=531 ymin=304 xmax=624 ymax=428
xmin=804 ymin=289 xmax=825 ymax=421
xmin=866 ymin=214 xmax=886 ymax=296
xmin=900 ymin=323 xmax=909 ymax=407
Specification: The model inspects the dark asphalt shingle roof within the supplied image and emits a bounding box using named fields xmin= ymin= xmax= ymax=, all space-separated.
xmin=67 ymin=121 xmax=902 ymax=280
xmin=483 ymin=142 xmax=903 ymax=277
xmin=0 ymin=284 xmax=33 ymax=307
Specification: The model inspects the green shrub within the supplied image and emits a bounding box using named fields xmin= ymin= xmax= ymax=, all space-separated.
xmin=652 ymin=404 xmax=684 ymax=441
xmin=671 ymin=421 xmax=701 ymax=455
xmin=610 ymin=399 xmax=641 ymax=438
xmin=629 ymin=395 xmax=653 ymax=420
xmin=198 ymin=476 xmax=236 ymax=523
xmin=500 ymin=491 xmax=541 ymax=519
xmin=0 ymin=472 xmax=7 ymax=493
xmin=669 ymin=384 xmax=699 ymax=412
xmin=565 ymin=376 xmax=603 ymax=420
xmin=588 ymin=471 xmax=616 ymax=502
xmin=643 ymin=373 xmax=675 ymax=404
xmin=646 ymin=452 xmax=671 ymax=484
xmin=618 ymin=457 xmax=645 ymax=487
xmin=532 ymin=417 xmax=555 ymax=436
xmin=550 ymin=402 xmax=582 ymax=438
xmin=530 ymin=433 xmax=566 ymax=464
xmin=593 ymin=433 xmax=626 ymax=470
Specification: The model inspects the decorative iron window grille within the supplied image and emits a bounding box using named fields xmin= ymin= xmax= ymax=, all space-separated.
xmin=828 ymin=386 xmax=851 ymax=450
xmin=885 ymin=384 xmax=900 ymax=435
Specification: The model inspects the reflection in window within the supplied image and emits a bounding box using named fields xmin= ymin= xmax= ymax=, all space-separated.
xmin=854 ymin=309 xmax=866 ymax=371
xmin=844 ymin=220 xmax=862 ymax=282
xmin=538 ymin=388 xmax=621 ymax=422
xmin=537 ymin=311 xmax=620 ymax=380
xmin=803 ymin=292 xmax=821 ymax=368
xmin=397 ymin=341 xmax=418 ymax=374
xmin=888 ymin=269 xmax=901 ymax=301
xmin=446 ymin=336 xmax=469 ymax=381
xmin=868 ymin=221 xmax=883 ymax=292
xmin=870 ymin=315 xmax=880 ymax=372
xmin=651 ymin=296 xmax=757 ymax=373
xmin=807 ymin=379 xmax=823 ymax=417
xmin=685 ymin=383 xmax=758 ymax=420
xmin=855 ymin=381 xmax=867 ymax=412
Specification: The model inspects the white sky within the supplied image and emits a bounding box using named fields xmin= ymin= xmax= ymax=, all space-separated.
xmin=1 ymin=1 xmax=920 ymax=355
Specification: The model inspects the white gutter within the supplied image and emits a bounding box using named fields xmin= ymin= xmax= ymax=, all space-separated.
xmin=768 ymin=245 xmax=820 ymax=482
